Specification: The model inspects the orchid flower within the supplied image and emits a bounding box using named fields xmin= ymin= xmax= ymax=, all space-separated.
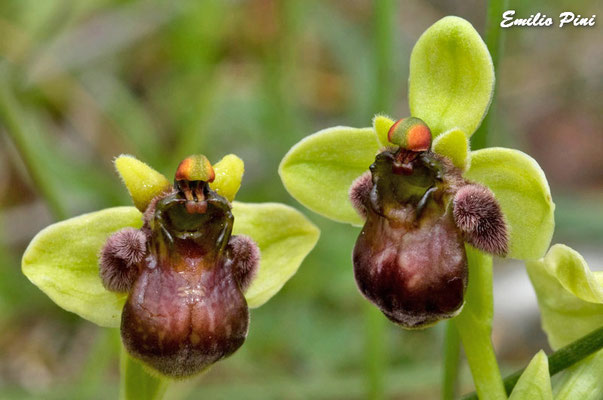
xmin=22 ymin=153 xmax=319 ymax=386
xmin=279 ymin=16 xmax=555 ymax=398
xmin=279 ymin=16 xmax=554 ymax=326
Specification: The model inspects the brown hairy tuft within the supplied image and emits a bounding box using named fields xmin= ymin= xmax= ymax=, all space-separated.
xmin=228 ymin=235 xmax=260 ymax=292
xmin=99 ymin=228 xmax=146 ymax=292
xmin=349 ymin=172 xmax=373 ymax=219
xmin=453 ymin=184 xmax=509 ymax=256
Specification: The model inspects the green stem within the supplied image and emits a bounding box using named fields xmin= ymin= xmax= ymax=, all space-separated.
xmin=373 ymin=0 xmax=394 ymax=114
xmin=453 ymin=246 xmax=506 ymax=400
xmin=462 ymin=325 xmax=603 ymax=399
xmin=442 ymin=321 xmax=461 ymax=400
xmin=471 ymin=0 xmax=509 ymax=150
xmin=365 ymin=303 xmax=387 ymax=400
xmin=120 ymin=345 xmax=169 ymax=400
xmin=364 ymin=1 xmax=395 ymax=398
xmin=441 ymin=2 xmax=508 ymax=395
xmin=0 ymin=69 xmax=68 ymax=220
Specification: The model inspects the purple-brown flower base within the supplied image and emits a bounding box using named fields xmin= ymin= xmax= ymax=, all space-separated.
xmin=353 ymin=200 xmax=467 ymax=328
xmin=121 ymin=256 xmax=249 ymax=378
xmin=350 ymin=147 xmax=507 ymax=329
xmin=99 ymin=180 xmax=259 ymax=378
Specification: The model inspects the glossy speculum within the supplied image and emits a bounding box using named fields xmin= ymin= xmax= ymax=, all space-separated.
xmin=350 ymin=118 xmax=508 ymax=328
xmin=100 ymin=155 xmax=259 ymax=377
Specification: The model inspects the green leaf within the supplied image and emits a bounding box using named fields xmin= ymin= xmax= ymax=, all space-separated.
xmin=539 ymin=245 xmax=603 ymax=303
xmin=508 ymin=351 xmax=553 ymax=400
xmin=373 ymin=114 xmax=395 ymax=146
xmin=210 ymin=154 xmax=244 ymax=202
xmin=553 ymin=350 xmax=603 ymax=400
xmin=464 ymin=148 xmax=555 ymax=260
xmin=526 ymin=244 xmax=603 ymax=350
xmin=22 ymin=207 xmax=141 ymax=327
xmin=409 ymin=16 xmax=494 ymax=138
xmin=115 ymin=155 xmax=171 ymax=211
xmin=232 ymin=201 xmax=320 ymax=308
xmin=279 ymin=126 xmax=380 ymax=225
xmin=431 ymin=127 xmax=470 ymax=171
xmin=120 ymin=345 xmax=169 ymax=400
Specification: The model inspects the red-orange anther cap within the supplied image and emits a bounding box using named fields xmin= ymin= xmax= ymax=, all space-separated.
xmin=387 ymin=117 xmax=432 ymax=151
xmin=175 ymin=155 xmax=215 ymax=182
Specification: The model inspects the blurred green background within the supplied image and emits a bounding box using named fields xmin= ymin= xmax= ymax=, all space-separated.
xmin=0 ymin=0 xmax=601 ymax=399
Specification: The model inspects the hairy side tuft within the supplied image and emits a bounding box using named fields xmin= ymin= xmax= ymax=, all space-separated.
xmin=228 ymin=235 xmax=260 ymax=292
xmin=349 ymin=172 xmax=373 ymax=219
xmin=99 ymin=228 xmax=146 ymax=292
xmin=453 ymin=184 xmax=509 ymax=256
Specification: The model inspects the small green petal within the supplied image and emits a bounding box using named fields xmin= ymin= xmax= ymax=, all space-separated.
xmin=409 ymin=16 xmax=494 ymax=138
xmin=22 ymin=207 xmax=141 ymax=327
xmin=373 ymin=114 xmax=395 ymax=146
xmin=115 ymin=155 xmax=171 ymax=212
xmin=526 ymin=244 xmax=603 ymax=350
xmin=464 ymin=147 xmax=555 ymax=260
xmin=432 ymin=127 xmax=470 ymax=171
xmin=553 ymin=350 xmax=603 ymax=400
xmin=210 ymin=154 xmax=244 ymax=202
xmin=232 ymin=201 xmax=320 ymax=308
xmin=508 ymin=351 xmax=553 ymax=400
xmin=279 ymin=126 xmax=380 ymax=225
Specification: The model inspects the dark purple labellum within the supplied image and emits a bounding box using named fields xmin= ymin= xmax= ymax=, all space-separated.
xmin=351 ymin=149 xmax=468 ymax=328
xmin=101 ymin=179 xmax=259 ymax=377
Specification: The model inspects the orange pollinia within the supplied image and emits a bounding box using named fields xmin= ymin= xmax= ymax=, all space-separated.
xmin=388 ymin=117 xmax=432 ymax=152
xmin=175 ymin=154 xmax=216 ymax=183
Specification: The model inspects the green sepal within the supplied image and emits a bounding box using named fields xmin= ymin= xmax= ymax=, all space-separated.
xmin=409 ymin=16 xmax=494 ymax=138
xmin=279 ymin=126 xmax=380 ymax=225
xmin=464 ymin=147 xmax=555 ymax=260
xmin=22 ymin=207 xmax=141 ymax=327
xmin=232 ymin=201 xmax=320 ymax=308
xmin=508 ymin=351 xmax=553 ymax=400
xmin=114 ymin=155 xmax=171 ymax=212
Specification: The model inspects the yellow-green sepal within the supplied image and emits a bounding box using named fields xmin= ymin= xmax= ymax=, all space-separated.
xmin=22 ymin=207 xmax=140 ymax=327
xmin=279 ymin=126 xmax=380 ymax=226
xmin=114 ymin=155 xmax=171 ymax=212
xmin=409 ymin=16 xmax=494 ymax=138
xmin=232 ymin=201 xmax=320 ymax=308
xmin=464 ymin=147 xmax=555 ymax=260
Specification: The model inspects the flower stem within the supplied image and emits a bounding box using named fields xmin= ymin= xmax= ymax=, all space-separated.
xmin=442 ymin=320 xmax=461 ymax=400
xmin=364 ymin=1 xmax=395 ymax=398
xmin=471 ymin=0 xmax=509 ymax=150
xmin=365 ymin=302 xmax=387 ymax=400
xmin=453 ymin=246 xmax=506 ymax=400
xmin=461 ymin=325 xmax=603 ymax=399
xmin=0 ymin=68 xmax=68 ymax=221
xmin=120 ymin=344 xmax=169 ymax=400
